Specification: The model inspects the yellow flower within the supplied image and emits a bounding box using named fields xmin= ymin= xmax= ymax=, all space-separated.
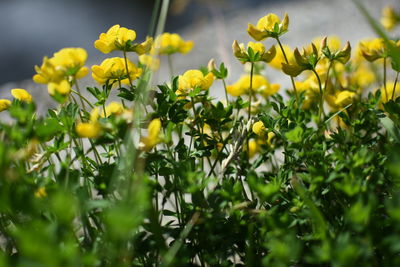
xmin=94 ymin=24 xmax=152 ymax=54
xmin=102 ymin=102 xmax=125 ymax=117
xmin=232 ymin=40 xmax=276 ymax=63
xmin=153 ymin=33 xmax=194 ymax=55
xmin=381 ymin=81 xmax=400 ymax=103
xmin=268 ymin=44 xmax=294 ymax=70
xmin=11 ymin=89 xmax=32 ymax=103
xmin=51 ymin=47 xmax=88 ymax=78
xmin=33 ymin=57 xmax=63 ymax=84
xmin=94 ymin=24 xmax=121 ymax=53
xmin=282 ymin=43 xmax=319 ymax=77
xmin=359 ymin=38 xmax=386 ymax=62
xmin=247 ymin=13 xmax=289 ymax=41
xmin=313 ymin=35 xmax=342 ymax=52
xmin=33 ymin=48 xmax=88 ymax=98
xmin=139 ymin=54 xmax=160 ymax=71
xmin=47 ymin=80 xmax=71 ymax=96
xmin=350 ymin=63 xmax=376 ymax=89
xmin=226 ymin=74 xmax=278 ymax=97
xmin=34 ymin=187 xmax=47 ymax=198
xmin=295 ymin=78 xmax=319 ymax=109
xmin=381 ymin=6 xmax=398 ymax=31
xmin=245 ymin=139 xmax=258 ymax=158
xmin=177 ymin=70 xmax=214 ymax=95
xmin=0 ymin=99 xmax=11 ymax=112
xmin=252 ymin=121 xmax=266 ymax=136
xmin=141 ymin=118 xmax=162 ymax=151
xmin=92 ymin=57 xmax=142 ymax=84
xmin=76 ymin=122 xmax=101 ymax=138
xmin=334 ymin=90 xmax=356 ymax=107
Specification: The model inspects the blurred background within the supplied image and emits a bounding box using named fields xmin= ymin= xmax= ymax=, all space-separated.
xmin=0 ymin=0 xmax=399 ymax=111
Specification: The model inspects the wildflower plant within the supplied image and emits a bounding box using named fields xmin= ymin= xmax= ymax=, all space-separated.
xmin=1 ymin=2 xmax=400 ymax=266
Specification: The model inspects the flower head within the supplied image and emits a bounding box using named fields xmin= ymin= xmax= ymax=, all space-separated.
xmin=227 ymin=74 xmax=279 ymax=97
xmin=233 ymin=40 xmax=276 ymax=63
xmin=252 ymin=121 xmax=266 ymax=136
xmin=282 ymin=43 xmax=319 ymax=77
xmin=247 ymin=13 xmax=289 ymax=41
xmin=152 ymin=33 xmax=194 ymax=55
xmin=381 ymin=6 xmax=399 ymax=31
xmin=140 ymin=118 xmax=162 ymax=151
xmin=101 ymin=102 xmax=125 ymax=117
xmin=269 ymin=44 xmax=294 ymax=70
xmin=75 ymin=108 xmax=101 ymax=138
xmin=94 ymin=25 xmax=153 ymax=54
xmin=92 ymin=57 xmax=142 ymax=84
xmin=47 ymin=80 xmax=71 ymax=96
xmin=0 ymin=99 xmax=11 ymax=112
xmin=359 ymin=38 xmax=387 ymax=62
xmin=177 ymin=70 xmax=214 ymax=96
xmin=11 ymin=89 xmax=32 ymax=103
xmin=139 ymin=54 xmax=160 ymax=71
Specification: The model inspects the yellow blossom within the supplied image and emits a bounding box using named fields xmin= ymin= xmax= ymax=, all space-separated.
xmin=11 ymin=89 xmax=32 ymax=103
xmin=94 ymin=24 xmax=152 ymax=54
xmin=247 ymin=13 xmax=289 ymax=41
xmin=350 ymin=64 xmax=376 ymax=89
xmin=34 ymin=187 xmax=47 ymax=198
xmin=0 ymin=99 xmax=11 ymax=112
xmin=51 ymin=47 xmax=88 ymax=78
xmin=33 ymin=47 xmax=89 ymax=98
xmin=381 ymin=6 xmax=398 ymax=31
xmin=269 ymin=44 xmax=294 ymax=70
xmin=177 ymin=70 xmax=214 ymax=95
xmin=359 ymin=38 xmax=386 ymax=62
xmin=295 ymin=78 xmax=319 ymax=109
xmin=47 ymin=80 xmax=71 ymax=96
xmin=226 ymin=74 xmax=278 ymax=97
xmin=245 ymin=139 xmax=258 ymax=158
xmin=76 ymin=122 xmax=101 ymax=138
xmin=139 ymin=54 xmax=160 ymax=71
xmin=141 ymin=118 xmax=162 ymax=151
xmin=381 ymin=81 xmax=400 ymax=103
xmin=252 ymin=121 xmax=266 ymax=136
xmin=102 ymin=102 xmax=125 ymax=117
xmin=92 ymin=57 xmax=142 ymax=84
xmin=153 ymin=33 xmax=194 ymax=55
xmin=233 ymin=40 xmax=276 ymax=63
xmin=334 ymin=90 xmax=356 ymax=107
xmin=313 ymin=35 xmax=341 ymax=52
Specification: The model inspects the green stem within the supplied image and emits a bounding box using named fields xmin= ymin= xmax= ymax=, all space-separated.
xmin=392 ymin=71 xmax=399 ymax=100
xmin=222 ymin=79 xmax=229 ymax=105
xmin=123 ymin=50 xmax=134 ymax=89
xmin=71 ymin=89 xmax=94 ymax=109
xmin=276 ymin=37 xmax=299 ymax=104
xmin=247 ymin=63 xmax=254 ymax=164
xmin=312 ymin=69 xmax=325 ymax=123
xmin=74 ymin=78 xmax=87 ymax=111
xmin=384 ymin=57 xmax=388 ymax=102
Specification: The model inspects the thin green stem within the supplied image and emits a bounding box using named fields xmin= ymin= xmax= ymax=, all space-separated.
xmin=392 ymin=71 xmax=399 ymax=100
xmin=312 ymin=69 xmax=325 ymax=123
xmin=384 ymin=57 xmax=388 ymax=102
xmin=74 ymin=78 xmax=87 ymax=111
xmin=123 ymin=50 xmax=134 ymax=89
xmin=247 ymin=63 xmax=254 ymax=164
xmin=276 ymin=37 xmax=299 ymax=104
xmin=71 ymin=89 xmax=94 ymax=109
xmin=222 ymin=79 xmax=229 ymax=105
